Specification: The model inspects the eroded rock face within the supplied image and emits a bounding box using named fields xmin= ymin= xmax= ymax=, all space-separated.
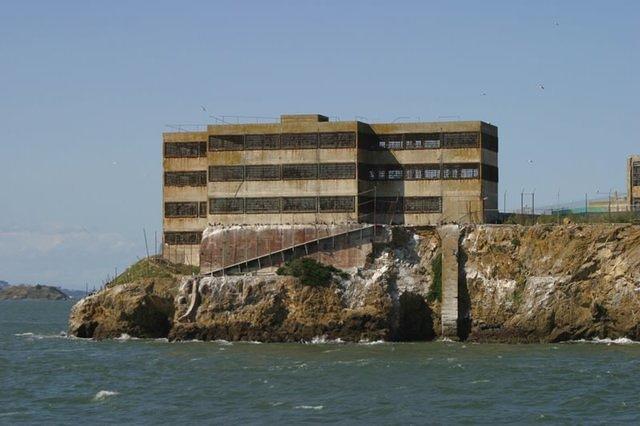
xmin=463 ymin=224 xmax=640 ymax=342
xmin=68 ymin=278 xmax=177 ymax=339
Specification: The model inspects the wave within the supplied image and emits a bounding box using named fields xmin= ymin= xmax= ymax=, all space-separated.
xmin=358 ymin=339 xmax=386 ymax=345
xmin=93 ymin=390 xmax=118 ymax=401
xmin=570 ymin=337 xmax=640 ymax=345
xmin=304 ymin=335 xmax=344 ymax=344
xmin=294 ymin=405 xmax=324 ymax=410
xmin=14 ymin=331 xmax=73 ymax=340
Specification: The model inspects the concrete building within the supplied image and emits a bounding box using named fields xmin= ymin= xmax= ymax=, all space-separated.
xmin=629 ymin=155 xmax=640 ymax=212
xmin=162 ymin=114 xmax=498 ymax=265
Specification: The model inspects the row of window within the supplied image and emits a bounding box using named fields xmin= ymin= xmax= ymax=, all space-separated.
xmin=164 ymin=163 xmax=498 ymax=186
xmin=163 ymin=132 xmax=497 ymax=157
xmin=208 ymin=163 xmax=356 ymax=182
xmin=358 ymin=196 xmax=443 ymax=214
xmin=632 ymin=198 xmax=640 ymax=212
xmin=164 ymin=231 xmax=201 ymax=245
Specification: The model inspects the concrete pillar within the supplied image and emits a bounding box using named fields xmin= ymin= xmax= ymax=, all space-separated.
xmin=437 ymin=225 xmax=460 ymax=339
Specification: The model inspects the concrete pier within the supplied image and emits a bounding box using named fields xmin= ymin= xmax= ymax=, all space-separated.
xmin=437 ymin=225 xmax=461 ymax=339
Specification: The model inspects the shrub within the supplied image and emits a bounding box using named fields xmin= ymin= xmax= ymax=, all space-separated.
xmin=276 ymin=258 xmax=346 ymax=287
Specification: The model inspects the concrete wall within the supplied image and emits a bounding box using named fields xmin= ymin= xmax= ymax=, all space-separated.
xmin=629 ymin=156 xmax=640 ymax=210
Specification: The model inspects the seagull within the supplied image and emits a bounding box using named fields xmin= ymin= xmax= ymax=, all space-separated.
xmin=538 ymin=84 xmax=545 ymax=90
xmin=528 ymin=159 xmax=534 ymax=164
xmin=112 ymin=161 xmax=118 ymax=166
xmin=200 ymin=105 xmax=207 ymax=112
xmin=481 ymin=92 xmax=487 ymax=96
xmin=554 ymin=20 xmax=560 ymax=27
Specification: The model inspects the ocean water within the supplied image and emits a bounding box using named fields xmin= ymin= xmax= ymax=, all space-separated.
xmin=2 ymin=301 xmax=640 ymax=424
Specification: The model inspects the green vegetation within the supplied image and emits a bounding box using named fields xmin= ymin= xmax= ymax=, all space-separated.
xmin=504 ymin=212 xmax=640 ymax=226
xmin=276 ymin=258 xmax=347 ymax=287
xmin=427 ymin=253 xmax=442 ymax=303
xmin=110 ymin=256 xmax=199 ymax=286
xmin=512 ymin=275 xmax=527 ymax=306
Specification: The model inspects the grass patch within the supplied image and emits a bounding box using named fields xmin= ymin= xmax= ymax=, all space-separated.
xmin=512 ymin=275 xmax=527 ymax=306
xmin=276 ymin=258 xmax=347 ymax=287
xmin=427 ymin=253 xmax=442 ymax=303
xmin=110 ymin=256 xmax=199 ymax=286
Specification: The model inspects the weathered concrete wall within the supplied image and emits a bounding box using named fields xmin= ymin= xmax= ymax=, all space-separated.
xmin=200 ymin=224 xmax=379 ymax=272
xmin=438 ymin=225 xmax=460 ymax=339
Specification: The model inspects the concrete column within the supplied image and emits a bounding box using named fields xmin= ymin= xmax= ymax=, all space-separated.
xmin=437 ymin=225 xmax=460 ymax=339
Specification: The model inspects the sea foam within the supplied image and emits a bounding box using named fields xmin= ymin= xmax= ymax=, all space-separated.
xmin=93 ymin=390 xmax=118 ymax=401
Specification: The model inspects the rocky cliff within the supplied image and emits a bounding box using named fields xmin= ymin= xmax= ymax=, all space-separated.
xmin=68 ymin=224 xmax=640 ymax=343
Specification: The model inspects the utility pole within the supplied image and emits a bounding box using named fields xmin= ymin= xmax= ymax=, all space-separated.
xmin=503 ymin=190 xmax=507 ymax=213
xmin=585 ymin=193 xmax=588 ymax=222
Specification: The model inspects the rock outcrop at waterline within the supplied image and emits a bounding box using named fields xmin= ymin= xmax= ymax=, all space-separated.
xmin=68 ymin=224 xmax=640 ymax=343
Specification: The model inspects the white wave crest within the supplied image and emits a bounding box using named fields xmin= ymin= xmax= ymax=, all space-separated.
xmin=93 ymin=390 xmax=118 ymax=401
xmin=294 ymin=405 xmax=324 ymax=410
xmin=305 ymin=335 xmax=344 ymax=344
xmin=358 ymin=339 xmax=385 ymax=345
xmin=572 ymin=337 xmax=640 ymax=345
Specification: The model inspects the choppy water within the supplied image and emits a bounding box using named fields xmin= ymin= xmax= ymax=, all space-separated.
xmin=2 ymin=301 xmax=640 ymax=424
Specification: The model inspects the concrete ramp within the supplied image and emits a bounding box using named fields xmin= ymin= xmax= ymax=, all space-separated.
xmin=437 ymin=225 xmax=461 ymax=339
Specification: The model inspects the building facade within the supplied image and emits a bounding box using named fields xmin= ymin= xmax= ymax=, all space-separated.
xmin=162 ymin=114 xmax=498 ymax=265
xmin=629 ymin=155 xmax=640 ymax=212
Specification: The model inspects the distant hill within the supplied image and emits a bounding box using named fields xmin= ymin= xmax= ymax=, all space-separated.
xmin=61 ymin=288 xmax=88 ymax=299
xmin=0 ymin=284 xmax=68 ymax=301
xmin=0 ymin=280 xmax=8 ymax=289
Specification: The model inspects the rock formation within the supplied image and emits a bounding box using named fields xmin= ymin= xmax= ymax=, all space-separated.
xmin=0 ymin=284 xmax=68 ymax=300
xmin=69 ymin=224 xmax=640 ymax=343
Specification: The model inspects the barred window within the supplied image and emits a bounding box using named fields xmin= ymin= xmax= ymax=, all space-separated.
xmin=164 ymin=171 xmax=207 ymax=186
xmin=404 ymin=197 xmax=442 ymax=213
xmin=319 ymin=196 xmax=355 ymax=212
xmin=210 ymin=198 xmax=243 ymax=213
xmin=403 ymin=164 xmax=440 ymax=180
xmin=208 ymin=135 xmax=244 ymax=151
xmin=282 ymin=197 xmax=317 ymax=212
xmin=165 ymin=202 xmax=199 ymax=217
xmin=319 ymin=132 xmax=356 ymax=148
xmin=164 ymin=232 xmax=201 ymax=245
xmin=208 ymin=166 xmax=244 ymax=181
xmin=405 ymin=133 xmax=440 ymax=149
xmin=482 ymin=133 xmax=498 ymax=152
xmin=378 ymin=134 xmax=403 ymax=149
xmin=164 ymin=142 xmax=206 ymax=158
xmin=245 ymin=197 xmax=280 ymax=212
xmin=282 ymin=163 xmax=317 ymax=179
xmin=319 ymin=163 xmax=356 ymax=179
xmin=245 ymin=165 xmax=280 ymax=180
xmin=443 ymin=163 xmax=479 ymax=179
xmin=199 ymin=202 xmax=207 ymax=218
xmin=443 ymin=132 xmax=479 ymax=149
xmin=281 ymin=133 xmax=318 ymax=149
xmin=245 ymin=134 xmax=280 ymax=150
xmin=388 ymin=169 xmax=403 ymax=180
xmin=424 ymin=167 xmax=441 ymax=179
xmin=633 ymin=162 xmax=640 ymax=187
xmin=633 ymin=198 xmax=640 ymax=212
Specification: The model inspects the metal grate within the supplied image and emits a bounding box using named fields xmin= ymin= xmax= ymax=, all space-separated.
xmin=282 ymin=197 xmax=317 ymax=212
xmin=164 ymin=171 xmax=207 ymax=187
xmin=319 ymin=132 xmax=356 ymax=148
xmin=164 ymin=202 xmax=199 ymax=217
xmin=210 ymin=198 xmax=244 ymax=213
xmin=281 ymin=133 xmax=318 ymax=149
xmin=208 ymin=166 xmax=244 ymax=181
xmin=282 ymin=163 xmax=318 ymax=179
xmin=443 ymin=163 xmax=479 ymax=179
xmin=245 ymin=134 xmax=280 ymax=150
xmin=245 ymin=165 xmax=280 ymax=180
xmin=164 ymin=231 xmax=201 ymax=245
xmin=199 ymin=202 xmax=207 ymax=218
xmin=208 ymin=135 xmax=244 ymax=151
xmin=378 ymin=134 xmax=404 ymax=149
xmin=482 ymin=133 xmax=498 ymax=153
xmin=633 ymin=162 xmax=640 ymax=187
xmin=319 ymin=196 xmax=355 ymax=212
xmin=245 ymin=197 xmax=280 ymax=212
xmin=404 ymin=133 xmax=441 ymax=149
xmin=164 ymin=142 xmax=206 ymax=158
xmin=443 ymin=132 xmax=479 ymax=149
xmin=319 ymin=163 xmax=356 ymax=179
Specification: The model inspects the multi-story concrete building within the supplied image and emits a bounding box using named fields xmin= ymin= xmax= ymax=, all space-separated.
xmin=629 ymin=155 xmax=640 ymax=212
xmin=162 ymin=114 xmax=498 ymax=265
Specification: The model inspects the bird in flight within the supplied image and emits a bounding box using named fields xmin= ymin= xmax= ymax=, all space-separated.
xmin=200 ymin=105 xmax=207 ymax=112
xmin=539 ymin=84 xmax=545 ymax=90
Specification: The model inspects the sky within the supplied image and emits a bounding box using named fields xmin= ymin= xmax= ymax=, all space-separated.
xmin=0 ymin=1 xmax=638 ymax=288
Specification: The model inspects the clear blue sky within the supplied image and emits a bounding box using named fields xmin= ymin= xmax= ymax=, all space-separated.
xmin=1 ymin=1 xmax=638 ymax=288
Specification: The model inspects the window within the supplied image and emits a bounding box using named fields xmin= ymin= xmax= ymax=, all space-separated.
xmin=210 ymin=198 xmax=243 ymax=213
xmin=245 ymin=165 xmax=280 ymax=180
xmin=424 ymin=167 xmax=440 ymax=180
xmin=405 ymin=133 xmax=440 ymax=149
xmin=319 ymin=196 xmax=355 ymax=212
xmin=164 ymin=171 xmax=207 ymax=186
xmin=282 ymin=163 xmax=317 ymax=179
xmin=282 ymin=197 xmax=316 ymax=212
xmin=482 ymin=164 xmax=499 ymax=182
xmin=377 ymin=170 xmax=386 ymax=180
xmin=404 ymin=197 xmax=442 ymax=213
xmin=281 ymin=133 xmax=318 ymax=149
xmin=164 ymin=142 xmax=206 ymax=158
xmin=245 ymin=197 xmax=280 ymax=213
xmin=164 ymin=232 xmax=201 ymax=245
xmin=633 ymin=162 xmax=640 ymax=187
xmin=319 ymin=163 xmax=356 ymax=179
xmin=482 ymin=133 xmax=499 ymax=152
xmin=632 ymin=198 xmax=640 ymax=212
xmin=378 ymin=134 xmax=403 ymax=149
xmin=199 ymin=202 xmax=207 ymax=218
xmin=165 ymin=202 xmax=199 ymax=217
xmin=388 ymin=169 xmax=403 ymax=180
xmin=443 ymin=132 xmax=479 ymax=149
xmin=245 ymin=134 xmax=280 ymax=150
xmin=443 ymin=163 xmax=480 ymax=180
xmin=319 ymin=132 xmax=356 ymax=148
xmin=208 ymin=166 xmax=244 ymax=181
xmin=208 ymin=135 xmax=244 ymax=151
